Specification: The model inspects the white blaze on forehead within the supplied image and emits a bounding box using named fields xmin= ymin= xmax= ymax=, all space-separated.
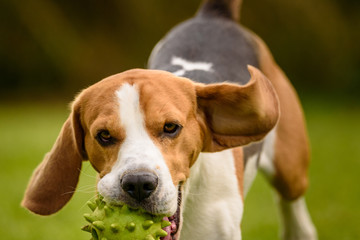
xmin=113 ymin=82 xmax=170 ymax=171
xmin=116 ymin=83 xmax=146 ymax=141
xmin=97 ymin=83 xmax=177 ymax=214
xmin=171 ymin=56 xmax=214 ymax=76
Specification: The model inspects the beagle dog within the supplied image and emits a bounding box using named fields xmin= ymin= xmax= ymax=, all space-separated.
xmin=22 ymin=0 xmax=318 ymax=239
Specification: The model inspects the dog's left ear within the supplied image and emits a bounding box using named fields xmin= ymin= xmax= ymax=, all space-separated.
xmin=196 ymin=65 xmax=279 ymax=152
xmin=22 ymin=99 xmax=86 ymax=215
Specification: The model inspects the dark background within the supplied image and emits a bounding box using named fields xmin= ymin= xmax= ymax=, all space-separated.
xmin=1 ymin=0 xmax=359 ymax=100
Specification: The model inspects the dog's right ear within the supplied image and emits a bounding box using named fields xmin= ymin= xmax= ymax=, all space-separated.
xmin=22 ymin=98 xmax=87 ymax=215
xmin=196 ymin=65 xmax=279 ymax=152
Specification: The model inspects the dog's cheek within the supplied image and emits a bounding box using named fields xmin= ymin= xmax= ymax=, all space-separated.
xmin=86 ymin=145 xmax=105 ymax=173
xmin=166 ymin=126 xmax=203 ymax=185
xmin=85 ymin=136 xmax=120 ymax=175
xmin=162 ymin=151 xmax=190 ymax=186
xmin=181 ymin=124 xmax=203 ymax=169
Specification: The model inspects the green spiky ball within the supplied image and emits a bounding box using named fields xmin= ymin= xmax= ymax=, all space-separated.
xmin=82 ymin=196 xmax=170 ymax=240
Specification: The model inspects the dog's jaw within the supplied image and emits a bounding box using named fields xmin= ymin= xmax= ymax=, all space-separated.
xmin=162 ymin=185 xmax=183 ymax=240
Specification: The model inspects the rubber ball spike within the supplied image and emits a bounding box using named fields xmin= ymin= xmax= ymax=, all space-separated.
xmin=93 ymin=221 xmax=105 ymax=231
xmin=104 ymin=206 xmax=113 ymax=216
xmin=81 ymin=225 xmax=92 ymax=233
xmin=126 ymin=222 xmax=136 ymax=232
xmin=161 ymin=220 xmax=171 ymax=228
xmin=110 ymin=223 xmax=120 ymax=233
xmin=84 ymin=213 xmax=96 ymax=223
xmin=144 ymin=235 xmax=155 ymax=240
xmin=156 ymin=229 xmax=168 ymax=238
xmin=143 ymin=220 xmax=154 ymax=229
xmin=82 ymin=195 xmax=171 ymax=240
xmin=87 ymin=201 xmax=97 ymax=212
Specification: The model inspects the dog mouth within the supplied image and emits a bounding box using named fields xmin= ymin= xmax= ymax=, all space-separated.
xmin=161 ymin=186 xmax=182 ymax=240
xmin=98 ymin=175 xmax=182 ymax=240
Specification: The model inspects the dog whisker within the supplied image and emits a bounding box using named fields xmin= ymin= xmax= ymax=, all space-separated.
xmin=76 ymin=184 xmax=97 ymax=191
xmin=61 ymin=184 xmax=96 ymax=196
xmin=75 ymin=189 xmax=97 ymax=194
xmin=78 ymin=167 xmax=97 ymax=179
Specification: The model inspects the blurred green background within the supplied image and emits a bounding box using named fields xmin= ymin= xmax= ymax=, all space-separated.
xmin=0 ymin=0 xmax=359 ymax=239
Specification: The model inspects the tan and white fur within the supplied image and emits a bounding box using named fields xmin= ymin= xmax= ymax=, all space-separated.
xmin=22 ymin=0 xmax=317 ymax=239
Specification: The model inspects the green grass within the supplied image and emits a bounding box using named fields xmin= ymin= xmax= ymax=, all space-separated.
xmin=0 ymin=98 xmax=359 ymax=239
xmin=0 ymin=102 xmax=97 ymax=240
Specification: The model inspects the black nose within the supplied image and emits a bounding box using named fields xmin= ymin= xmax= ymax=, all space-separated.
xmin=121 ymin=172 xmax=158 ymax=202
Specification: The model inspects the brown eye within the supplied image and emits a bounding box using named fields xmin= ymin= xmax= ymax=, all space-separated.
xmin=100 ymin=130 xmax=111 ymax=139
xmin=96 ymin=130 xmax=115 ymax=146
xmin=163 ymin=123 xmax=182 ymax=137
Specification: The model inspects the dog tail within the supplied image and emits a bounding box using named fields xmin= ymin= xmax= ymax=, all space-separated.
xmin=197 ymin=0 xmax=242 ymax=21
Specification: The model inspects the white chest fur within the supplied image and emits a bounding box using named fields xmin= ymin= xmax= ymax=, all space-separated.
xmin=180 ymin=150 xmax=243 ymax=240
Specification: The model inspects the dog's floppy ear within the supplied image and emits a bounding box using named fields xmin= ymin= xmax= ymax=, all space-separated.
xmin=196 ymin=65 xmax=279 ymax=152
xmin=22 ymin=99 xmax=86 ymax=215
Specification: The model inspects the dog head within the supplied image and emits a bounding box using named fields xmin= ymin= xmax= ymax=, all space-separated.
xmin=22 ymin=67 xmax=278 ymax=238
